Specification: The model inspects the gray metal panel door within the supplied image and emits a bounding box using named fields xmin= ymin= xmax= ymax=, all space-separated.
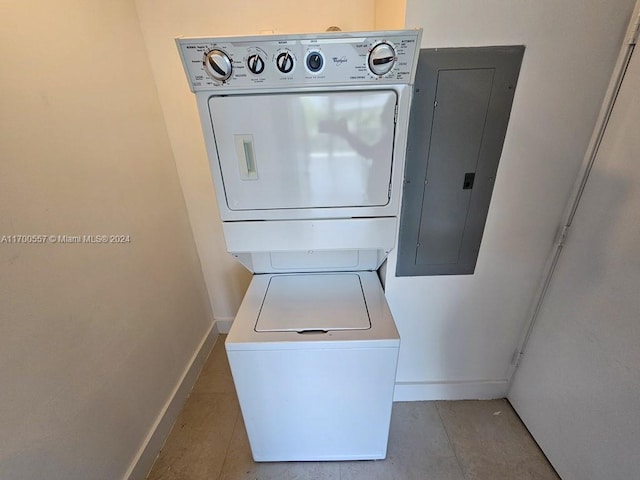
xmin=396 ymin=46 xmax=524 ymax=276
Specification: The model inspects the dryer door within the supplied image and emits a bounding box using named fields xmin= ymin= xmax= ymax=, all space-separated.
xmin=209 ymin=90 xmax=397 ymax=211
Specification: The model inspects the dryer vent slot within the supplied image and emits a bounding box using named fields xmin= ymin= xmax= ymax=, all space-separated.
xmin=297 ymin=329 xmax=329 ymax=335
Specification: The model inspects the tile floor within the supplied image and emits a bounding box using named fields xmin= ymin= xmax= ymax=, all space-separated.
xmin=147 ymin=336 xmax=559 ymax=480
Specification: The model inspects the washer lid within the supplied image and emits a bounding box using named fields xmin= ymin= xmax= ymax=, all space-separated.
xmin=255 ymin=273 xmax=371 ymax=332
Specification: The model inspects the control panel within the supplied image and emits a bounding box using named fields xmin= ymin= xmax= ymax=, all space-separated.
xmin=176 ymin=29 xmax=421 ymax=92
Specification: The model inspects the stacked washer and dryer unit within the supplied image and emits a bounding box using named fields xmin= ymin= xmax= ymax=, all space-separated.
xmin=177 ymin=29 xmax=421 ymax=461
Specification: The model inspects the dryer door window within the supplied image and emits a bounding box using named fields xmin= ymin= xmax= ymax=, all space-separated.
xmin=209 ymin=90 xmax=397 ymax=210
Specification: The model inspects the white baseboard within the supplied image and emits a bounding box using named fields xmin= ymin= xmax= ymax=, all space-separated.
xmin=124 ymin=323 xmax=219 ymax=480
xmin=214 ymin=317 xmax=234 ymax=334
xmin=394 ymin=379 xmax=509 ymax=401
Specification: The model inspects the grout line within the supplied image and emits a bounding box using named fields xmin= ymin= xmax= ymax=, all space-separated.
xmin=216 ymin=382 xmax=241 ymax=479
xmin=434 ymin=401 xmax=468 ymax=479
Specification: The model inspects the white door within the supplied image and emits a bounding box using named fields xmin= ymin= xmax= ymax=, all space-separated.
xmin=209 ymin=90 xmax=397 ymax=210
xmin=509 ymin=44 xmax=640 ymax=479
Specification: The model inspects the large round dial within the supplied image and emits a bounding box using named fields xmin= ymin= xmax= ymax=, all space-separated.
xmin=247 ymin=54 xmax=265 ymax=75
xmin=204 ymin=49 xmax=232 ymax=82
xmin=368 ymin=43 xmax=396 ymax=76
xmin=276 ymin=51 xmax=295 ymax=74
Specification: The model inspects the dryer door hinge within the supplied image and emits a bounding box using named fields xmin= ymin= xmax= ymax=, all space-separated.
xmin=394 ymin=104 xmax=398 ymax=124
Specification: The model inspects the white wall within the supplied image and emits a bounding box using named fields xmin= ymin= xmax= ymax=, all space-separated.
xmin=0 ymin=1 xmax=213 ymax=479
xmin=509 ymin=26 xmax=640 ymax=479
xmin=375 ymin=0 xmax=406 ymax=30
xmin=386 ymin=0 xmax=636 ymax=400
xmin=133 ymin=0 xmax=377 ymax=326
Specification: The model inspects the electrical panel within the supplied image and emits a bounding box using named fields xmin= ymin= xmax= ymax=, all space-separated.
xmin=396 ymin=46 xmax=524 ymax=276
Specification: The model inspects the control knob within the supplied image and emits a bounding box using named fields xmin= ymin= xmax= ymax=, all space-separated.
xmin=276 ymin=52 xmax=294 ymax=74
xmin=204 ymin=49 xmax=232 ymax=82
xmin=306 ymin=51 xmax=324 ymax=73
xmin=368 ymin=43 xmax=396 ymax=76
xmin=247 ymin=54 xmax=265 ymax=75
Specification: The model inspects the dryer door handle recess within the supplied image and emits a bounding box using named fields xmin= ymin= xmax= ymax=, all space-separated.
xmin=235 ymin=135 xmax=258 ymax=180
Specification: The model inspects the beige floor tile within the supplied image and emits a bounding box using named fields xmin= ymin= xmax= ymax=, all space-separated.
xmin=436 ymin=399 xmax=559 ymax=480
xmin=340 ymin=402 xmax=465 ymax=480
xmin=191 ymin=335 xmax=236 ymax=395
xmin=218 ymin=415 xmax=341 ymax=480
xmin=147 ymin=392 xmax=239 ymax=480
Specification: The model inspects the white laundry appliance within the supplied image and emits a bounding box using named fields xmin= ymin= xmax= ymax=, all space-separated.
xmin=177 ymin=29 xmax=421 ymax=461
